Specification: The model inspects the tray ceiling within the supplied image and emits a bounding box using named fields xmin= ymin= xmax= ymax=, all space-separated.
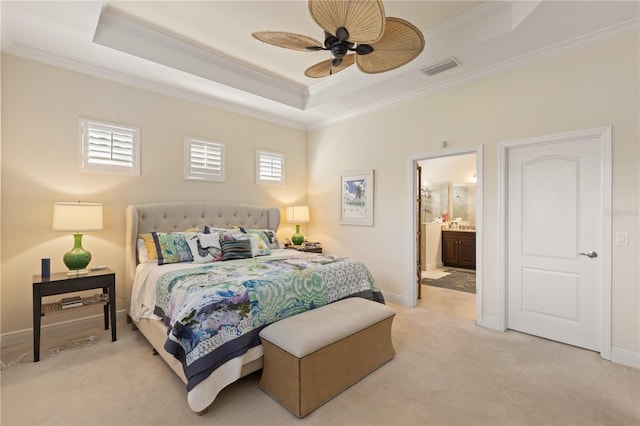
xmin=2 ymin=1 xmax=638 ymax=129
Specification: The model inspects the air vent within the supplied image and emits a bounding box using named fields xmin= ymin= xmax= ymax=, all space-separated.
xmin=422 ymin=58 xmax=460 ymax=76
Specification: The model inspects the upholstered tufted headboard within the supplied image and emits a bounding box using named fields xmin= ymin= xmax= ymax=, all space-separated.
xmin=124 ymin=201 xmax=280 ymax=315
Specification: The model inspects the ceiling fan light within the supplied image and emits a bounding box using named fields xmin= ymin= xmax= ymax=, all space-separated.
xmin=331 ymin=43 xmax=348 ymax=59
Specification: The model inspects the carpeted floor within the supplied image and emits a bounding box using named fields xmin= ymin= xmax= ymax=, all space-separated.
xmin=422 ymin=268 xmax=476 ymax=294
xmin=2 ymin=294 xmax=639 ymax=425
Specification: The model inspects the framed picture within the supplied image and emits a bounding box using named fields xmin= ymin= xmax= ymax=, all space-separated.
xmin=341 ymin=170 xmax=374 ymax=226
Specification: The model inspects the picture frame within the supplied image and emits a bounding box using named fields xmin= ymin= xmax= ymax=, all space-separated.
xmin=340 ymin=170 xmax=374 ymax=226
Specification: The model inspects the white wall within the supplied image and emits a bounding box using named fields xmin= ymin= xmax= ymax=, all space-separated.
xmin=419 ymin=154 xmax=476 ymax=184
xmin=1 ymin=54 xmax=308 ymax=335
xmin=308 ymin=34 xmax=640 ymax=355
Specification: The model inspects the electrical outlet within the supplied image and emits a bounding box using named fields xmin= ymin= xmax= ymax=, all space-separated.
xmin=615 ymin=231 xmax=629 ymax=246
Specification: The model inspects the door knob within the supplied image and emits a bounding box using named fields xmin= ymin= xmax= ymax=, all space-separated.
xmin=579 ymin=251 xmax=598 ymax=258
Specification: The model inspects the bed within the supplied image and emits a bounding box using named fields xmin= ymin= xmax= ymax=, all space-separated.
xmin=125 ymin=201 xmax=384 ymax=413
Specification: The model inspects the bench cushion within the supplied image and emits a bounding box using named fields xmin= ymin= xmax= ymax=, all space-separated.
xmin=259 ymin=297 xmax=395 ymax=358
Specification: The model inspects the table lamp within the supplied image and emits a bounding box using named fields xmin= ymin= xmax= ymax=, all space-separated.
xmin=286 ymin=205 xmax=309 ymax=246
xmin=53 ymin=202 xmax=103 ymax=274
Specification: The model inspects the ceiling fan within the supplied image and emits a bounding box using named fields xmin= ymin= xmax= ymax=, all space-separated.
xmin=252 ymin=0 xmax=425 ymax=78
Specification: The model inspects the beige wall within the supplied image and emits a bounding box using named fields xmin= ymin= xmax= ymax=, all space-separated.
xmin=419 ymin=154 xmax=476 ymax=184
xmin=1 ymin=55 xmax=307 ymax=335
xmin=308 ymin=34 xmax=640 ymax=354
xmin=1 ymin=34 xmax=638 ymax=358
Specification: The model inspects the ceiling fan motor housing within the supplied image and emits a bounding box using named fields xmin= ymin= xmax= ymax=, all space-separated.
xmin=326 ymin=27 xmax=373 ymax=59
xmin=330 ymin=43 xmax=348 ymax=59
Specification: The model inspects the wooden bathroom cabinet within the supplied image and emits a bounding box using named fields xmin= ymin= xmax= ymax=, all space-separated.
xmin=442 ymin=231 xmax=476 ymax=270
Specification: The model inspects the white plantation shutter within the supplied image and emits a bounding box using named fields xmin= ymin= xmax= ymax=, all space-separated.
xmin=256 ymin=150 xmax=284 ymax=186
xmin=80 ymin=119 xmax=140 ymax=175
xmin=185 ymin=138 xmax=225 ymax=182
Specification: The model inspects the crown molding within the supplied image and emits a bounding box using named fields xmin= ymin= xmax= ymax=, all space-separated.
xmin=309 ymin=17 xmax=640 ymax=130
xmin=93 ymin=7 xmax=308 ymax=111
xmin=4 ymin=14 xmax=637 ymax=132
xmin=3 ymin=43 xmax=309 ymax=131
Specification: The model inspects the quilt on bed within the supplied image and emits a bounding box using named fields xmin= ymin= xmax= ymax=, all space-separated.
xmin=153 ymin=252 xmax=384 ymax=390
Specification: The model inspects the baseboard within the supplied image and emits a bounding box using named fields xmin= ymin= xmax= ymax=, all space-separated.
xmin=0 ymin=309 xmax=128 ymax=348
xmin=478 ymin=315 xmax=502 ymax=331
xmin=382 ymin=291 xmax=411 ymax=306
xmin=611 ymin=347 xmax=640 ymax=369
xmin=7 ymin=307 xmax=636 ymax=370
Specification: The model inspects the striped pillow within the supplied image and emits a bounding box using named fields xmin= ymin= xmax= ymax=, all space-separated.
xmin=220 ymin=239 xmax=252 ymax=261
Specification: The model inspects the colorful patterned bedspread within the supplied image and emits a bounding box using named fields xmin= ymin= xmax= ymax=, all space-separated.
xmin=153 ymin=252 xmax=384 ymax=390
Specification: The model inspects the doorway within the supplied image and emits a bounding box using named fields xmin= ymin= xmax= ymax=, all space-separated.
xmin=410 ymin=146 xmax=483 ymax=324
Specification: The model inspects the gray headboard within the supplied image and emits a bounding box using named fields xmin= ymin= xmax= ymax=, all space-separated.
xmin=124 ymin=201 xmax=281 ymax=315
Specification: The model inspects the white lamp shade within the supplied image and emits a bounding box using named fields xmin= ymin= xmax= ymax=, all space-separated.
xmin=286 ymin=205 xmax=309 ymax=223
xmin=53 ymin=202 xmax=103 ymax=231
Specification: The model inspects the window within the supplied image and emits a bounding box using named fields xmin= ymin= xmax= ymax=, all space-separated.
xmin=256 ymin=150 xmax=284 ymax=186
xmin=80 ymin=118 xmax=140 ymax=175
xmin=185 ymin=138 xmax=225 ymax=182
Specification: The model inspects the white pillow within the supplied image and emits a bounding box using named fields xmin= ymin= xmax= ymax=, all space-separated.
xmin=198 ymin=232 xmax=221 ymax=250
xmin=137 ymin=238 xmax=149 ymax=263
xmin=186 ymin=233 xmax=215 ymax=263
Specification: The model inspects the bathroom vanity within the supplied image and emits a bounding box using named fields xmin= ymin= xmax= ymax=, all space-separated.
xmin=442 ymin=230 xmax=476 ymax=270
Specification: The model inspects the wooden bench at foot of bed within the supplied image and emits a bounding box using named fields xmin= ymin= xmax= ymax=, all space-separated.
xmin=258 ymin=297 xmax=396 ymax=417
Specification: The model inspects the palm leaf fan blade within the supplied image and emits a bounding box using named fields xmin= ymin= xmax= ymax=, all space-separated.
xmin=356 ymin=17 xmax=425 ymax=74
xmin=305 ymin=54 xmax=356 ymax=78
xmin=252 ymin=31 xmax=323 ymax=51
xmin=309 ymin=0 xmax=385 ymax=43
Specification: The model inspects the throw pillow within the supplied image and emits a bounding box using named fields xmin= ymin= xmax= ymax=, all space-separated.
xmin=240 ymin=228 xmax=282 ymax=249
xmin=137 ymin=238 xmax=149 ymax=263
xmin=139 ymin=233 xmax=158 ymax=261
xmin=185 ymin=234 xmax=214 ymax=263
xmin=152 ymin=232 xmax=194 ymax=265
xmin=242 ymin=233 xmax=271 ymax=257
xmin=220 ymin=239 xmax=252 ymax=261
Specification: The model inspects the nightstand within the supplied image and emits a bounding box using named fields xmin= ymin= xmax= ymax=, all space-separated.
xmin=285 ymin=245 xmax=323 ymax=254
xmin=32 ymin=268 xmax=116 ymax=362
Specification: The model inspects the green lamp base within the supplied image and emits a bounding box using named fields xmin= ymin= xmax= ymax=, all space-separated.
xmin=291 ymin=224 xmax=304 ymax=246
xmin=63 ymin=233 xmax=92 ymax=271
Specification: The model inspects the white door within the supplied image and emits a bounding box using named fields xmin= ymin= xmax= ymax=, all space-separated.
xmin=506 ymin=128 xmax=610 ymax=352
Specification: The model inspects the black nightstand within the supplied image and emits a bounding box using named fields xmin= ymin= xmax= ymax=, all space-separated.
xmin=285 ymin=245 xmax=323 ymax=254
xmin=32 ymin=268 xmax=116 ymax=362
